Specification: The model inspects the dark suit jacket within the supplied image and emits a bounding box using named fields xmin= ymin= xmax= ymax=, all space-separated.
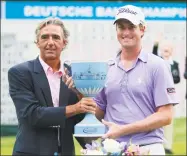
xmin=8 ymin=57 xmax=85 ymax=155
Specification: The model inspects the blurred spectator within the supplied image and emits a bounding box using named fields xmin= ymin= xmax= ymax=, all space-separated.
xmin=153 ymin=39 xmax=180 ymax=84
xmin=152 ymin=35 xmax=180 ymax=155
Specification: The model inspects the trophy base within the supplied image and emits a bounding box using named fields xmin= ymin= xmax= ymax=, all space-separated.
xmin=74 ymin=113 xmax=106 ymax=137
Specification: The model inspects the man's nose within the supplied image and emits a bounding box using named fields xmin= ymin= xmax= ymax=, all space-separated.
xmin=122 ymin=29 xmax=130 ymax=35
xmin=47 ymin=37 xmax=54 ymax=45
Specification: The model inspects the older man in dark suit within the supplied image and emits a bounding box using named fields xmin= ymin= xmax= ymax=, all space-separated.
xmin=8 ymin=17 xmax=97 ymax=155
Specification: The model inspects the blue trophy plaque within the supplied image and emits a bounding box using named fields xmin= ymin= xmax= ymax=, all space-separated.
xmin=70 ymin=61 xmax=108 ymax=137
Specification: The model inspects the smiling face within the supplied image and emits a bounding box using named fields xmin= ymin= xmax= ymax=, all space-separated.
xmin=116 ymin=19 xmax=145 ymax=49
xmin=36 ymin=24 xmax=65 ymax=61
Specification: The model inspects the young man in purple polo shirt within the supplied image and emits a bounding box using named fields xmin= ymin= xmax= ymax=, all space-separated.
xmin=94 ymin=5 xmax=178 ymax=155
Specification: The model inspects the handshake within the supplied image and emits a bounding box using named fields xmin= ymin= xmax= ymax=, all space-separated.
xmin=62 ymin=68 xmax=97 ymax=116
xmin=63 ymin=68 xmax=98 ymax=116
xmin=74 ymin=97 xmax=97 ymax=115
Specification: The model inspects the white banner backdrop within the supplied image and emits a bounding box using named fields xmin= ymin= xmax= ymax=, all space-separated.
xmin=1 ymin=19 xmax=186 ymax=125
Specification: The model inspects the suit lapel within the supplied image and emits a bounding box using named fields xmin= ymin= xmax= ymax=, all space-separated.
xmin=33 ymin=57 xmax=53 ymax=107
xmin=59 ymin=77 xmax=70 ymax=107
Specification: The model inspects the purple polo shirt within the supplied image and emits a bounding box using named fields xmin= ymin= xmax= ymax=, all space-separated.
xmin=94 ymin=50 xmax=178 ymax=145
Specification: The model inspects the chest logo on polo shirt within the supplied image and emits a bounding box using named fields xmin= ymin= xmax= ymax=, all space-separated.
xmin=137 ymin=77 xmax=143 ymax=84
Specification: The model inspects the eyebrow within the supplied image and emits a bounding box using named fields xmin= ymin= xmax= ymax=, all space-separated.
xmin=40 ymin=34 xmax=61 ymax=37
xmin=117 ymin=23 xmax=136 ymax=27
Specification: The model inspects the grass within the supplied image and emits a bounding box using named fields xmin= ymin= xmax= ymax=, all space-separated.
xmin=172 ymin=117 xmax=186 ymax=155
xmin=0 ymin=136 xmax=82 ymax=155
xmin=1 ymin=117 xmax=186 ymax=155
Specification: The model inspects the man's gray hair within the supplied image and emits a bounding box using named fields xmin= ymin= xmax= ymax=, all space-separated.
xmin=34 ymin=17 xmax=70 ymax=49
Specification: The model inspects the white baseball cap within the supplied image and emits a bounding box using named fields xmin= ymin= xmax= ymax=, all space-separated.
xmin=114 ymin=5 xmax=146 ymax=26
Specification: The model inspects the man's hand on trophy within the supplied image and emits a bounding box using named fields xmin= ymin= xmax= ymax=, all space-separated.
xmin=62 ymin=68 xmax=74 ymax=89
xmin=75 ymin=98 xmax=97 ymax=114
xmin=101 ymin=119 xmax=124 ymax=139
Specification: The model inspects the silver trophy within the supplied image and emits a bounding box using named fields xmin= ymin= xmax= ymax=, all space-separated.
xmin=69 ymin=61 xmax=108 ymax=137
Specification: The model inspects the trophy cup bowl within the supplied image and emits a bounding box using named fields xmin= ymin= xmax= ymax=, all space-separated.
xmin=70 ymin=61 xmax=108 ymax=137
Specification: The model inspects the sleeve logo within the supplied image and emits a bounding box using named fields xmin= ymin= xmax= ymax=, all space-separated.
xmin=167 ymin=88 xmax=175 ymax=93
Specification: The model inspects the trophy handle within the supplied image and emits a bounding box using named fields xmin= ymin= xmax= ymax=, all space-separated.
xmin=64 ymin=60 xmax=72 ymax=77
xmin=64 ymin=60 xmax=71 ymax=66
xmin=107 ymin=59 xmax=115 ymax=66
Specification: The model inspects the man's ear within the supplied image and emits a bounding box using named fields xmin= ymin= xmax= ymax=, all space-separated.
xmin=36 ymin=42 xmax=40 ymax=48
xmin=34 ymin=40 xmax=40 ymax=48
xmin=62 ymin=40 xmax=67 ymax=49
xmin=140 ymin=25 xmax=145 ymax=32
xmin=140 ymin=25 xmax=145 ymax=38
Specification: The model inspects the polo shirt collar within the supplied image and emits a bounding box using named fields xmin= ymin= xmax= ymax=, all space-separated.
xmin=39 ymin=56 xmax=64 ymax=77
xmin=115 ymin=48 xmax=148 ymax=63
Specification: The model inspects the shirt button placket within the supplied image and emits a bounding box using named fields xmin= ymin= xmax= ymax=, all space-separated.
xmin=121 ymin=72 xmax=128 ymax=94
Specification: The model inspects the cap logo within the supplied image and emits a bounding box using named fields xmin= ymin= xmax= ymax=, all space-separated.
xmin=117 ymin=8 xmax=137 ymax=15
